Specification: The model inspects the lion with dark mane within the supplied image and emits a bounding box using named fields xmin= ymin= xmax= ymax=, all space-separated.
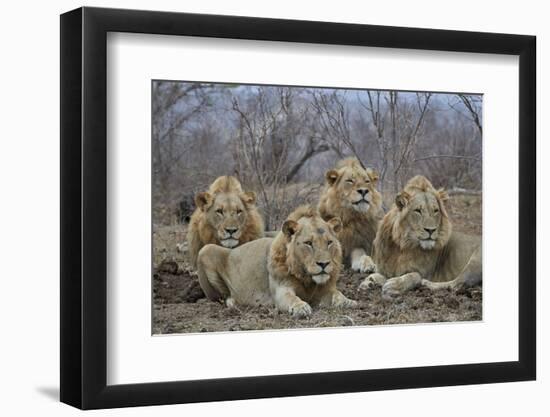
xmin=187 ymin=176 xmax=264 ymax=269
xmin=359 ymin=175 xmax=482 ymax=298
xmin=196 ymin=205 xmax=357 ymax=317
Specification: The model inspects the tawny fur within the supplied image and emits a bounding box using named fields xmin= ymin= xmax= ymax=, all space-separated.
xmin=318 ymin=158 xmax=384 ymax=262
xmin=208 ymin=175 xmax=243 ymax=194
xmin=268 ymin=206 xmax=342 ymax=304
xmin=366 ymin=175 xmax=481 ymax=295
xmin=196 ymin=205 xmax=356 ymax=317
xmin=187 ymin=176 xmax=264 ymax=268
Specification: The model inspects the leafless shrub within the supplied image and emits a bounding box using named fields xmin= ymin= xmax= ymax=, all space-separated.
xmin=152 ymin=82 xmax=482 ymax=226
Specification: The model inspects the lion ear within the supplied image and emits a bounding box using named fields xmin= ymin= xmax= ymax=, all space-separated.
xmin=195 ymin=192 xmax=213 ymax=211
xmin=395 ymin=191 xmax=410 ymax=210
xmin=325 ymin=169 xmax=340 ymax=186
xmin=437 ymin=188 xmax=449 ymax=202
xmin=327 ymin=217 xmax=342 ymax=234
xmin=282 ymin=220 xmax=299 ymax=239
xmin=367 ymin=168 xmax=379 ymax=183
xmin=240 ymin=191 xmax=257 ymax=206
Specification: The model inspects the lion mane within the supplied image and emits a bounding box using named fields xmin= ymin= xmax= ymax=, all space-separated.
xmin=362 ymin=175 xmax=481 ymax=296
xmin=374 ymin=175 xmax=452 ymax=266
xmin=268 ymin=205 xmax=341 ymax=287
xmin=196 ymin=205 xmax=356 ymax=317
xmin=318 ymin=158 xmax=384 ymax=271
xmin=187 ymin=176 xmax=264 ymax=268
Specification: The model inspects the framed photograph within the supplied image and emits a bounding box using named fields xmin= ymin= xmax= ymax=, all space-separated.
xmin=60 ymin=6 xmax=536 ymax=410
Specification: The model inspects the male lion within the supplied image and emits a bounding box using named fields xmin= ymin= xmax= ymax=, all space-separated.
xmin=196 ymin=206 xmax=357 ymax=318
xmin=187 ymin=176 xmax=264 ymax=269
xmin=359 ymin=175 xmax=482 ymax=299
xmin=318 ymin=158 xmax=384 ymax=273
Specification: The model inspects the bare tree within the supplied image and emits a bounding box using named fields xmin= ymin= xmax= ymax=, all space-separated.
xmin=356 ymin=91 xmax=432 ymax=192
xmin=448 ymin=94 xmax=483 ymax=136
xmin=151 ymin=81 xmax=483 ymax=225
xmin=309 ymin=90 xmax=367 ymax=167
xmin=230 ymin=87 xmax=323 ymax=228
xmin=152 ymin=82 xmax=225 ymax=223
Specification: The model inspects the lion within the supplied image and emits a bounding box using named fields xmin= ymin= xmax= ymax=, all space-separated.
xmin=196 ymin=205 xmax=357 ymax=317
xmin=187 ymin=176 xmax=264 ymax=269
xmin=318 ymin=158 xmax=384 ymax=274
xmin=359 ymin=175 xmax=482 ymax=299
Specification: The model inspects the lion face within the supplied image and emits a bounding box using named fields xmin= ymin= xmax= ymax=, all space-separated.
xmin=283 ymin=215 xmax=343 ymax=284
xmin=325 ymin=164 xmax=380 ymax=214
xmin=392 ymin=179 xmax=451 ymax=251
xmin=195 ymin=190 xmax=257 ymax=248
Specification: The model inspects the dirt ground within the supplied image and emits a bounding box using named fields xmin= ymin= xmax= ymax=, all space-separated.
xmin=152 ymin=194 xmax=482 ymax=334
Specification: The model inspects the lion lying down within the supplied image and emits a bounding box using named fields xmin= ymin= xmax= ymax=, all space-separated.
xmin=360 ymin=175 xmax=482 ymax=299
xmin=197 ymin=206 xmax=357 ymax=317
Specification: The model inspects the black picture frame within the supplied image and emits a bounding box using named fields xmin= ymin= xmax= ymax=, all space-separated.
xmin=60 ymin=6 xmax=536 ymax=410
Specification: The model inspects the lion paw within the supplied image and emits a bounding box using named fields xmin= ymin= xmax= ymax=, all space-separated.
xmin=290 ymin=300 xmax=312 ymax=318
xmin=421 ymin=279 xmax=437 ymax=290
xmin=332 ymin=292 xmax=358 ymax=309
xmin=352 ymin=255 xmax=377 ymax=274
xmin=382 ymin=273 xmax=422 ymax=300
xmin=359 ymin=273 xmax=386 ymax=291
xmin=421 ymin=278 xmax=458 ymax=292
xmin=382 ymin=279 xmax=403 ymax=299
xmin=359 ymin=278 xmax=376 ymax=291
xmin=343 ymin=298 xmax=358 ymax=309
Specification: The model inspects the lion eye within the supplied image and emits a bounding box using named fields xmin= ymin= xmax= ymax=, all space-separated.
xmin=216 ymin=209 xmax=223 ymax=215
xmin=304 ymin=241 xmax=313 ymax=247
xmin=345 ymin=179 xmax=354 ymax=184
xmin=237 ymin=209 xmax=243 ymax=215
xmin=414 ymin=208 xmax=422 ymax=214
xmin=433 ymin=208 xmax=439 ymax=213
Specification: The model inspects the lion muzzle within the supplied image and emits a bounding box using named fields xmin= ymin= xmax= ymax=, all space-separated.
xmin=419 ymin=238 xmax=436 ymax=250
xmin=220 ymin=238 xmax=239 ymax=248
xmin=312 ymin=273 xmax=331 ymax=285
xmin=351 ymin=198 xmax=371 ymax=213
xmin=219 ymin=227 xmax=241 ymax=248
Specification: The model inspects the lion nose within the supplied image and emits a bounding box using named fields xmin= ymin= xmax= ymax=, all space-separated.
xmin=358 ymin=188 xmax=369 ymax=197
xmin=225 ymin=227 xmax=238 ymax=235
xmin=316 ymin=261 xmax=330 ymax=270
xmin=424 ymin=227 xmax=436 ymax=236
